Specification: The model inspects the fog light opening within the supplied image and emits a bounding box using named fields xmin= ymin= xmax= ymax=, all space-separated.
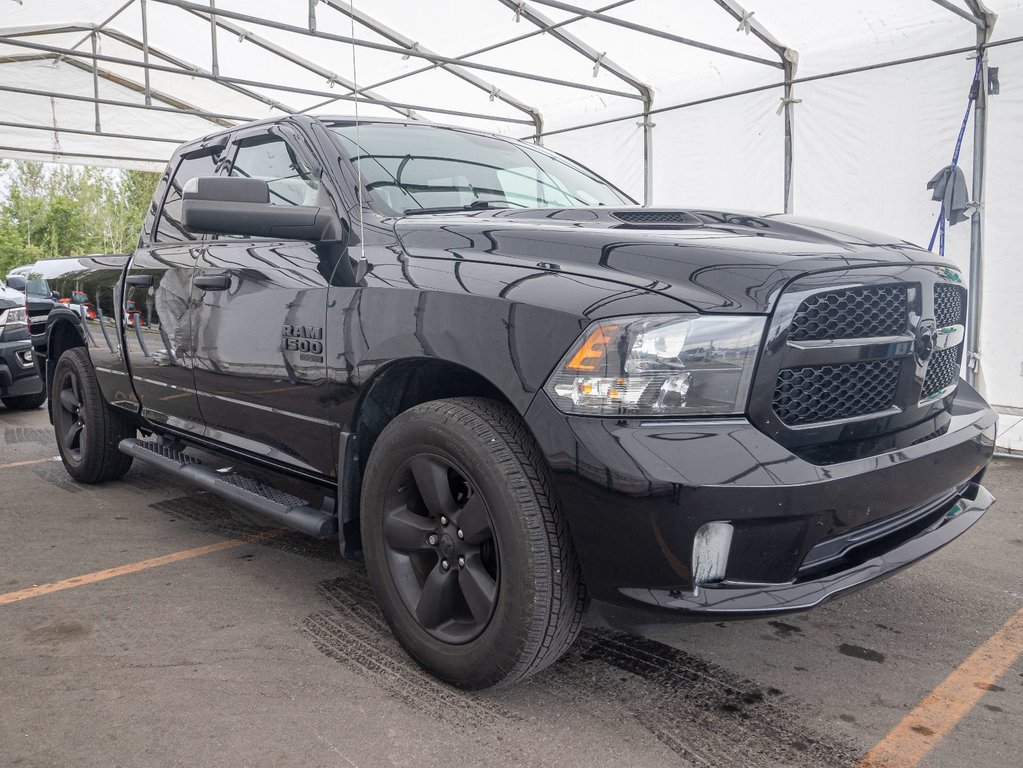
xmin=692 ymin=521 xmax=734 ymax=587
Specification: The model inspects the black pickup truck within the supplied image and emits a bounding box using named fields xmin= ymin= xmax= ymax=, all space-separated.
xmin=27 ymin=115 xmax=995 ymax=688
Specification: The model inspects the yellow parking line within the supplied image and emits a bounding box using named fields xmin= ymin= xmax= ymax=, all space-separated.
xmin=0 ymin=457 xmax=60 ymax=470
xmin=0 ymin=529 xmax=285 ymax=606
xmin=857 ymin=604 xmax=1023 ymax=768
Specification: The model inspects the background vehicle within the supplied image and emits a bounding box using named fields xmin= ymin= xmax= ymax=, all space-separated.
xmin=0 ymin=278 xmax=45 ymax=410
xmin=27 ymin=116 xmax=995 ymax=688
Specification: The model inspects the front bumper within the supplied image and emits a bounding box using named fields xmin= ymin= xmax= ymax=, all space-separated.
xmin=523 ymin=380 xmax=996 ymax=622
xmin=0 ymin=338 xmax=43 ymax=397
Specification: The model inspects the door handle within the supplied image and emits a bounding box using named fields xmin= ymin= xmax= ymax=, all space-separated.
xmin=125 ymin=274 xmax=154 ymax=287
xmin=194 ymin=274 xmax=231 ymax=291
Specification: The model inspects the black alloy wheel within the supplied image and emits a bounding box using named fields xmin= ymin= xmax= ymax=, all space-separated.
xmin=361 ymin=397 xmax=587 ymax=689
xmin=51 ymin=347 xmax=134 ymax=484
xmin=55 ymin=366 xmax=86 ymax=463
xmin=380 ymin=453 xmax=500 ymax=644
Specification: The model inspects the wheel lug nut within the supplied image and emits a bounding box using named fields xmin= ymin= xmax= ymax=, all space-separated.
xmin=441 ymin=559 xmax=450 ymax=571
xmin=440 ymin=516 xmax=448 ymax=526
xmin=457 ymin=556 xmax=465 ymax=567
xmin=456 ymin=528 xmax=464 ymax=540
xmin=428 ymin=534 xmax=439 ymax=546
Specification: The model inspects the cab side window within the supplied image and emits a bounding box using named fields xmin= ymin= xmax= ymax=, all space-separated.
xmin=155 ymin=150 xmax=221 ymax=242
xmin=231 ymin=135 xmax=319 ymax=207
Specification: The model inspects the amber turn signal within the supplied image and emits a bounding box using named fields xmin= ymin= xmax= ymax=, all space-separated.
xmin=565 ymin=325 xmax=619 ymax=371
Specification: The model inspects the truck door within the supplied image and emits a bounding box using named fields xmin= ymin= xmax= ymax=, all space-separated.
xmin=122 ymin=146 xmax=223 ymax=436
xmin=190 ymin=126 xmax=335 ymax=476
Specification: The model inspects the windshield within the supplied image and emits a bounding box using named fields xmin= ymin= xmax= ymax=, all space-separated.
xmin=327 ymin=122 xmax=632 ymax=214
xmin=25 ymin=279 xmax=51 ymax=298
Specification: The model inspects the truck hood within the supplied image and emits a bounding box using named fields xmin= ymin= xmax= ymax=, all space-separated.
xmin=394 ymin=208 xmax=944 ymax=313
xmin=0 ymin=284 xmax=24 ymax=309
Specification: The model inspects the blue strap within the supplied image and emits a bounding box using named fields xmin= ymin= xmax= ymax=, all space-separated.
xmin=928 ymin=56 xmax=983 ymax=256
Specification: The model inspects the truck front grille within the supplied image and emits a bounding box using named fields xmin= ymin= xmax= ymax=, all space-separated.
xmin=922 ymin=345 xmax=962 ymax=399
xmin=934 ymin=284 xmax=966 ymax=327
xmin=751 ymin=267 xmax=968 ymax=456
xmin=788 ymin=285 xmax=908 ymax=342
xmin=26 ymin=301 xmax=51 ymax=337
xmin=773 ymin=359 xmax=901 ymax=426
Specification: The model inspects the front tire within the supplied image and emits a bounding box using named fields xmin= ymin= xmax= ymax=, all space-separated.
xmin=361 ymin=397 xmax=587 ymax=689
xmin=52 ymin=347 xmax=135 ymax=483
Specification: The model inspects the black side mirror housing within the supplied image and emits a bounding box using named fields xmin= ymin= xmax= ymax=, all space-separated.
xmin=181 ymin=176 xmax=336 ymax=241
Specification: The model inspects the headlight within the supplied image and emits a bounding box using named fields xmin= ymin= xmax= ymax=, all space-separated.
xmin=544 ymin=314 xmax=765 ymax=416
xmin=0 ymin=307 xmax=27 ymax=331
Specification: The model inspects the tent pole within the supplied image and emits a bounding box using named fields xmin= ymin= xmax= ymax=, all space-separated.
xmin=0 ymin=82 xmax=252 ymax=123
xmin=494 ymin=0 xmax=652 ymax=199
xmin=150 ymin=0 xmax=641 ymax=101
xmin=90 ymin=31 xmax=101 ymax=132
xmin=642 ymin=96 xmax=653 ymax=206
xmin=783 ymin=56 xmax=795 ymax=214
xmin=209 ymin=0 xmax=218 ymax=77
xmin=0 ymin=36 xmax=535 ymax=126
xmin=966 ymin=30 xmax=990 ymax=388
xmin=318 ymin=0 xmax=542 ymax=137
xmin=140 ymin=0 xmax=151 ymax=105
xmin=526 ymin=0 xmax=781 ymax=69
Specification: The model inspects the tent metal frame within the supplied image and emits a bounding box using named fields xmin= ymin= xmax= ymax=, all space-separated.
xmin=0 ymin=0 xmax=799 ymax=204
xmin=0 ymin=0 xmax=1002 ymax=386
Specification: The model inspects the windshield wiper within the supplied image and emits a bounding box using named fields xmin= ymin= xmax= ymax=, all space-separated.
xmin=402 ymin=199 xmax=526 ymax=216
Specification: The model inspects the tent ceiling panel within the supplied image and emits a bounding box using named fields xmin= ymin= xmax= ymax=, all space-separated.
xmin=0 ymin=0 xmax=1016 ymax=169
xmin=343 ymin=68 xmax=539 ymax=126
xmin=458 ymin=30 xmax=648 ymax=96
xmin=751 ymin=0 xmax=981 ymax=75
xmin=529 ymin=0 xmax=785 ymax=65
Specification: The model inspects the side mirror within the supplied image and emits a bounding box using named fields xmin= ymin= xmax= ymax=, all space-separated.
xmin=6 ymin=275 xmax=26 ymax=291
xmin=181 ymin=176 xmax=335 ymax=241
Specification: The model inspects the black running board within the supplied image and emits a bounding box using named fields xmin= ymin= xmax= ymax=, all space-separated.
xmin=118 ymin=438 xmax=338 ymax=538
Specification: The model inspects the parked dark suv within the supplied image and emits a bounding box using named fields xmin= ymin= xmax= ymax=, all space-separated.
xmin=0 ymin=277 xmax=45 ymax=410
xmin=28 ymin=116 xmax=995 ymax=688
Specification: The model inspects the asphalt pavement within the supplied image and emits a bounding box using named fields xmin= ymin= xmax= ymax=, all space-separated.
xmin=1 ymin=402 xmax=1020 ymax=768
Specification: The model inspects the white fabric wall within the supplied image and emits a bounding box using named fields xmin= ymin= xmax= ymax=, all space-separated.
xmin=978 ymin=39 xmax=1023 ymax=448
xmin=650 ymin=88 xmax=784 ymax=211
xmin=543 ymin=120 xmax=645 ymax=202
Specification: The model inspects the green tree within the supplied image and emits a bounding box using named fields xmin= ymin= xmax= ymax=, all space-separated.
xmin=0 ymin=160 xmax=160 ymax=277
xmin=115 ymin=169 xmax=160 ymax=250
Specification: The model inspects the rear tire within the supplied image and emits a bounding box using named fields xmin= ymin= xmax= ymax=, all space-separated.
xmin=1 ymin=389 xmax=46 ymax=410
xmin=52 ymin=347 xmax=135 ymax=483
xmin=361 ymin=397 xmax=587 ymax=689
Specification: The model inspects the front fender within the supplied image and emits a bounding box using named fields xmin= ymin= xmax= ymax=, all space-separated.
xmin=325 ymin=256 xmax=696 ymax=425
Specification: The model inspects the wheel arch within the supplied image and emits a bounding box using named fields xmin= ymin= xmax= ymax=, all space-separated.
xmin=338 ymin=356 xmax=528 ymax=555
xmin=42 ymin=314 xmax=88 ymax=423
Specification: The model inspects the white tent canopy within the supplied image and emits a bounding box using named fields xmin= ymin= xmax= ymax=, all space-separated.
xmin=2 ymin=0 xmax=1022 ymax=446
